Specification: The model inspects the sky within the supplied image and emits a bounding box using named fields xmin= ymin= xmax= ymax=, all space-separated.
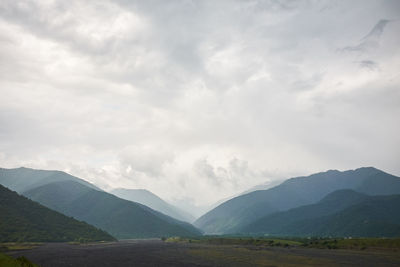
xmin=0 ymin=0 xmax=399 ymax=214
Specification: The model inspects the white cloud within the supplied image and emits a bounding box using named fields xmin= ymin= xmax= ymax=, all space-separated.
xmin=0 ymin=0 xmax=399 ymax=211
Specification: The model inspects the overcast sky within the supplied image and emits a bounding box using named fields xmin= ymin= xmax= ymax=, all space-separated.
xmin=0 ymin=0 xmax=399 ymax=212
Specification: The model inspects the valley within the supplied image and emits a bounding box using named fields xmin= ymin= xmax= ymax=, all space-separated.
xmin=2 ymin=166 xmax=400 ymax=266
xmin=1 ymin=1 xmax=399 ymax=265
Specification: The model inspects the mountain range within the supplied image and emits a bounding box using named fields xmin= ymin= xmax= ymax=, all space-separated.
xmin=194 ymin=167 xmax=400 ymax=235
xmin=24 ymin=180 xmax=201 ymax=239
xmin=241 ymin=189 xmax=400 ymax=237
xmin=1 ymin=166 xmax=399 ymax=240
xmin=0 ymin=167 xmax=201 ymax=240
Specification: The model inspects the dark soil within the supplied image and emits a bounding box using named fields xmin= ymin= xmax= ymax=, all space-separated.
xmin=6 ymin=239 xmax=400 ymax=267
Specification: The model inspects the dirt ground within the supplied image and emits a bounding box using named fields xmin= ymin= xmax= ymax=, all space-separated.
xmin=6 ymin=239 xmax=400 ymax=267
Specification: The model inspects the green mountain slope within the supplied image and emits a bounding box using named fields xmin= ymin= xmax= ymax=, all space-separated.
xmin=0 ymin=184 xmax=115 ymax=242
xmin=110 ymin=188 xmax=195 ymax=222
xmin=311 ymin=195 xmax=400 ymax=237
xmin=0 ymin=167 xmax=100 ymax=193
xmin=24 ymin=181 xmax=202 ymax=239
xmin=240 ymin=189 xmax=368 ymax=234
xmin=242 ymin=191 xmax=400 ymax=237
xmin=195 ymin=167 xmax=400 ymax=234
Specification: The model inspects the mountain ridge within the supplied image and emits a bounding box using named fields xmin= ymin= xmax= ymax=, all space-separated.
xmin=241 ymin=191 xmax=400 ymax=237
xmin=195 ymin=167 xmax=400 ymax=234
xmin=0 ymin=167 xmax=100 ymax=193
xmin=0 ymin=184 xmax=115 ymax=242
xmin=23 ymin=180 xmax=202 ymax=239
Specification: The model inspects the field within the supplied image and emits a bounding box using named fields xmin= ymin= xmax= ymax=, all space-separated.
xmin=4 ymin=238 xmax=400 ymax=267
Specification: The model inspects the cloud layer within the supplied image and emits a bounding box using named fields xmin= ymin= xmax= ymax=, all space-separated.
xmin=1 ymin=0 xmax=399 ymax=210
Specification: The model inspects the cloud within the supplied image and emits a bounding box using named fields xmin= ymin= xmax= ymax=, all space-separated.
xmin=357 ymin=60 xmax=379 ymax=70
xmin=119 ymin=145 xmax=175 ymax=177
xmin=0 ymin=0 xmax=399 ymax=209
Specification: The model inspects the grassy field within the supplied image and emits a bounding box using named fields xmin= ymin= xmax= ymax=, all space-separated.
xmin=301 ymin=237 xmax=400 ymax=250
xmin=0 ymin=243 xmax=42 ymax=253
xmin=187 ymin=245 xmax=333 ymax=266
xmin=166 ymin=236 xmax=400 ymax=250
xmin=164 ymin=236 xmax=400 ymax=266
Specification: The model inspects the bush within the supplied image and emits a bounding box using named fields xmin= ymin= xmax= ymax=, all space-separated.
xmin=16 ymin=256 xmax=37 ymax=267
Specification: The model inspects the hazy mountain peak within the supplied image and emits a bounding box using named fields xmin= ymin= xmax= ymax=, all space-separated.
xmin=110 ymin=188 xmax=195 ymax=223
xmin=0 ymin=166 xmax=100 ymax=193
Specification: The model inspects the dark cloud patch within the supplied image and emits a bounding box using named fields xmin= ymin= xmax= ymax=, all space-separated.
xmin=357 ymin=60 xmax=379 ymax=70
xmin=360 ymin=19 xmax=390 ymax=41
xmin=341 ymin=19 xmax=392 ymax=52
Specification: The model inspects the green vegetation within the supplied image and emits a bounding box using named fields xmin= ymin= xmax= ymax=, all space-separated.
xmin=166 ymin=236 xmax=302 ymax=247
xmin=0 ymin=252 xmax=40 ymax=267
xmin=23 ymin=180 xmax=202 ymax=239
xmin=0 ymin=243 xmax=41 ymax=253
xmin=301 ymin=237 xmax=400 ymax=250
xmin=0 ymin=184 xmax=115 ymax=242
xmin=242 ymin=190 xmax=400 ymax=237
xmin=166 ymin=236 xmax=400 ymax=251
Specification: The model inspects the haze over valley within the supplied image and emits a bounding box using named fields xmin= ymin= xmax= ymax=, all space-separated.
xmin=1 ymin=0 xmax=400 ymax=266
